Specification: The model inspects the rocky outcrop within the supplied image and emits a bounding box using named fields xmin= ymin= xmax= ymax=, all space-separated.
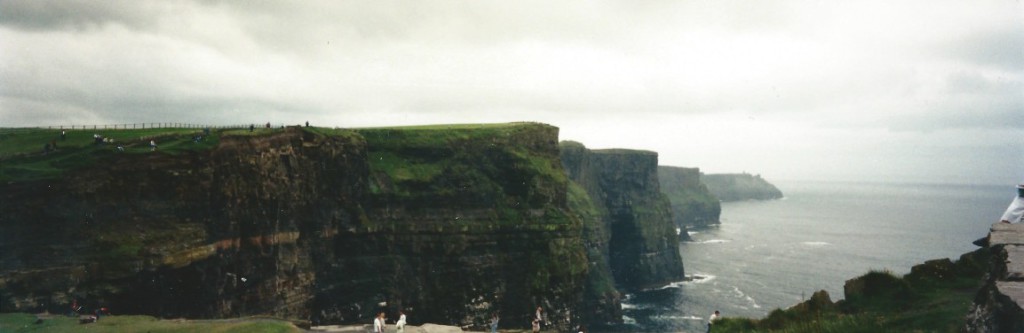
xmin=0 ymin=124 xmax=586 ymax=330
xmin=561 ymin=142 xmax=685 ymax=293
xmin=657 ymin=166 xmax=721 ymax=230
xmin=700 ymin=173 xmax=783 ymax=202
xmin=966 ymin=223 xmax=1024 ymax=332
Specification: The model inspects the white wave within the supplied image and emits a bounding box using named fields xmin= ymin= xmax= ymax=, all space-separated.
xmin=801 ymin=241 xmax=830 ymax=246
xmin=732 ymin=287 xmax=762 ymax=309
xmin=620 ymin=302 xmax=639 ymax=310
xmin=654 ymin=281 xmax=687 ymax=290
xmin=699 ymin=239 xmax=730 ymax=244
xmin=645 ymin=274 xmax=716 ymax=291
xmin=688 ymin=274 xmax=716 ymax=284
xmin=653 ymin=315 xmax=704 ymax=321
xmin=622 ymin=315 xmax=637 ymax=325
xmin=687 ymin=231 xmax=698 ymax=236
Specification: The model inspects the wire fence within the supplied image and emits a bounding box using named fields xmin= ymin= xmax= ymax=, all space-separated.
xmin=37 ymin=123 xmax=252 ymax=130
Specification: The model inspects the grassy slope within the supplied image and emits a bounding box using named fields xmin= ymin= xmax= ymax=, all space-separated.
xmin=0 ymin=314 xmax=301 ymax=333
xmin=712 ymin=251 xmax=987 ymax=333
xmin=0 ymin=127 xmax=222 ymax=182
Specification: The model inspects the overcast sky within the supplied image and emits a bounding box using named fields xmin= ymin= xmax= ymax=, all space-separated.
xmin=1 ymin=1 xmax=1022 ymax=185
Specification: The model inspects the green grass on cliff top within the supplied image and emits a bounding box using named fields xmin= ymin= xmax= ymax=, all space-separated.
xmin=0 ymin=127 xmax=222 ymax=182
xmin=711 ymin=253 xmax=986 ymax=333
xmin=0 ymin=124 xmax=544 ymax=184
xmin=356 ymin=122 xmax=561 ymax=184
xmin=0 ymin=313 xmax=302 ymax=333
xmin=355 ymin=122 xmax=548 ymax=148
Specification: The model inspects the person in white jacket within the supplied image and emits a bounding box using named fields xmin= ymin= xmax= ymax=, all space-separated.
xmin=374 ymin=312 xmax=385 ymax=333
xmin=396 ymin=310 xmax=407 ymax=333
xmin=1000 ymin=184 xmax=1024 ymax=224
xmin=707 ymin=310 xmax=720 ymax=333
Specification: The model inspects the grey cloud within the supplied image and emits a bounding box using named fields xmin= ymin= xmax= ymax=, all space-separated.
xmin=945 ymin=26 xmax=1024 ymax=72
xmin=0 ymin=0 xmax=165 ymax=31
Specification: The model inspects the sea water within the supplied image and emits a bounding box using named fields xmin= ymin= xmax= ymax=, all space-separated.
xmin=609 ymin=180 xmax=1011 ymax=333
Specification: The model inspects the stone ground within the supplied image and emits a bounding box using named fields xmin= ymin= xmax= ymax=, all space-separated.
xmin=309 ymin=323 xmax=545 ymax=333
xmin=987 ymin=222 xmax=1024 ymax=311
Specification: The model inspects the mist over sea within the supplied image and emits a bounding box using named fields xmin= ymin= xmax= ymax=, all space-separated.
xmin=605 ymin=180 xmax=1011 ymax=333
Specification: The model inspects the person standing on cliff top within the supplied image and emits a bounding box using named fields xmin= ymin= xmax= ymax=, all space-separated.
xmin=999 ymin=184 xmax=1024 ymax=224
xmin=489 ymin=313 xmax=499 ymax=333
xmin=374 ymin=312 xmax=385 ymax=333
xmin=707 ymin=310 xmax=720 ymax=333
xmin=396 ymin=310 xmax=407 ymax=333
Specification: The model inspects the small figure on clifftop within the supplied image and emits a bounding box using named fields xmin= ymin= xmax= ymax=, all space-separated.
xmin=707 ymin=310 xmax=720 ymax=333
xmin=150 ymin=140 xmax=157 ymax=151
xmin=374 ymin=312 xmax=385 ymax=333
xmin=249 ymin=124 xmax=255 ymax=132
xmin=1000 ymin=184 xmax=1024 ymax=224
xmin=69 ymin=299 xmax=80 ymax=316
xmin=396 ymin=310 xmax=407 ymax=333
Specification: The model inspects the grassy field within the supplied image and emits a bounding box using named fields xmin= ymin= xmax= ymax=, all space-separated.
xmin=0 ymin=313 xmax=302 ymax=333
xmin=0 ymin=127 xmax=222 ymax=182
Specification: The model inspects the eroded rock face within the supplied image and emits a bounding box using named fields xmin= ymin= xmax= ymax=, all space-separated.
xmin=657 ymin=166 xmax=721 ymax=230
xmin=0 ymin=125 xmax=588 ymax=330
xmin=0 ymin=127 xmax=366 ymax=322
xmin=561 ymin=142 xmax=686 ymax=293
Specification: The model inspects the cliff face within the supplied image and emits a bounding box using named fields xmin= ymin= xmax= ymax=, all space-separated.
xmin=561 ymin=142 xmax=685 ymax=293
xmin=700 ymin=173 xmax=783 ymax=202
xmin=0 ymin=124 xmax=586 ymax=330
xmin=657 ymin=166 xmax=721 ymax=229
xmin=0 ymin=127 xmax=367 ymax=322
xmin=316 ymin=124 xmax=587 ymax=329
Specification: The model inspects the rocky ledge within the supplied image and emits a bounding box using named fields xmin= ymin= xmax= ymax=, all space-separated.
xmin=966 ymin=222 xmax=1024 ymax=332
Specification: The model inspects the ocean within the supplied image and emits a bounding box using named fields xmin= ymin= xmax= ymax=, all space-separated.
xmin=610 ymin=180 xmax=1012 ymax=333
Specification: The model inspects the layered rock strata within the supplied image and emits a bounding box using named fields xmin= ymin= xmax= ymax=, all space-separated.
xmin=561 ymin=142 xmax=685 ymax=292
xmin=0 ymin=124 xmax=685 ymax=331
xmin=657 ymin=166 xmax=721 ymax=231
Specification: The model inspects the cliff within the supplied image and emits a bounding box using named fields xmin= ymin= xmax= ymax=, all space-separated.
xmin=560 ymin=142 xmax=685 ymax=293
xmin=700 ymin=172 xmax=783 ymax=202
xmin=657 ymin=166 xmax=721 ymax=230
xmin=0 ymin=124 xmax=688 ymax=330
xmin=0 ymin=127 xmax=367 ymax=323
xmin=0 ymin=124 xmax=585 ymax=330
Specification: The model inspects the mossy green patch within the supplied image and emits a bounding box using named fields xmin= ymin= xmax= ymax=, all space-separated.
xmin=711 ymin=250 xmax=987 ymax=332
